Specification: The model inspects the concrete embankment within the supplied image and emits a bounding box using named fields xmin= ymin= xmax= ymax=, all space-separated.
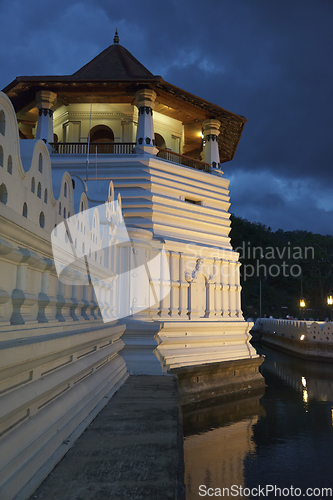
xmin=29 ymin=376 xmax=185 ymax=500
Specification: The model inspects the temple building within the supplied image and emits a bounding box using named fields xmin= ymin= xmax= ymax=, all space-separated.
xmin=0 ymin=31 xmax=264 ymax=499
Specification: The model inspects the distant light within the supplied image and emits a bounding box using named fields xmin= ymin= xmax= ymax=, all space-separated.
xmin=327 ymin=294 xmax=333 ymax=305
xmin=300 ymin=299 xmax=305 ymax=308
xmin=301 ymin=376 xmax=307 ymax=387
xmin=303 ymin=389 xmax=308 ymax=403
xmin=300 ymin=334 xmax=305 ymax=341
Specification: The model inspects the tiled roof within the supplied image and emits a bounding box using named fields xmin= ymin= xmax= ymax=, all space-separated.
xmin=73 ymin=43 xmax=159 ymax=81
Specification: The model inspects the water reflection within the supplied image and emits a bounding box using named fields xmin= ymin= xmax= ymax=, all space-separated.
xmin=183 ymin=347 xmax=333 ymax=499
xmin=183 ymin=391 xmax=265 ymax=500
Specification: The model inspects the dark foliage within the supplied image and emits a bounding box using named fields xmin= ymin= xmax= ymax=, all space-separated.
xmin=229 ymin=215 xmax=333 ymax=320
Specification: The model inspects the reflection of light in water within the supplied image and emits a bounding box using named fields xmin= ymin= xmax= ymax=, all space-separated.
xmin=300 ymin=334 xmax=305 ymax=340
xmin=184 ymin=418 xmax=258 ymax=500
xmin=303 ymin=390 xmax=308 ymax=403
xmin=301 ymin=377 xmax=307 ymax=388
xmin=331 ymin=408 xmax=333 ymax=425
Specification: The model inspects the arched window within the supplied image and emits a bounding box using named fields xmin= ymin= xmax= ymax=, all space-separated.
xmin=44 ymin=189 xmax=48 ymax=203
xmin=154 ymin=133 xmax=166 ymax=149
xmin=64 ymin=182 xmax=67 ymax=198
xmin=39 ymin=212 xmax=45 ymax=228
xmin=0 ymin=183 xmax=7 ymax=204
xmin=37 ymin=182 xmax=42 ymax=198
xmin=59 ymin=201 xmax=62 ymax=215
xmin=31 ymin=177 xmax=35 ymax=193
xmin=0 ymin=110 xmax=5 ymax=136
xmin=63 ymin=207 xmax=66 ymax=218
xmin=0 ymin=145 xmax=3 ymax=168
xmin=90 ymin=125 xmax=114 ymax=143
xmin=7 ymin=156 xmax=12 ymax=174
xmin=38 ymin=153 xmax=43 ymax=173
xmin=22 ymin=202 xmax=28 ymax=218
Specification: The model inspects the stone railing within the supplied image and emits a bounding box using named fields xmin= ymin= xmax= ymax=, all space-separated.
xmin=0 ymin=236 xmax=127 ymax=500
xmin=49 ymin=142 xmax=136 ymax=155
xmin=254 ymin=317 xmax=333 ymax=342
xmin=49 ymin=142 xmax=212 ymax=172
xmin=156 ymin=147 xmax=211 ymax=172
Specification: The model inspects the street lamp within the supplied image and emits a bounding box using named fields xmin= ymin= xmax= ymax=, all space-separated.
xmin=299 ymin=298 xmax=305 ymax=319
xmin=327 ymin=292 xmax=333 ymax=321
xmin=299 ymin=271 xmax=305 ymax=318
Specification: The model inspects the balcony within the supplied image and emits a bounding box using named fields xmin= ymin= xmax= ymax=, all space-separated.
xmin=49 ymin=143 xmax=211 ymax=172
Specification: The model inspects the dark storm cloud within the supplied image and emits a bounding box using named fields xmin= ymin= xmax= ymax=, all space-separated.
xmin=0 ymin=0 xmax=332 ymax=234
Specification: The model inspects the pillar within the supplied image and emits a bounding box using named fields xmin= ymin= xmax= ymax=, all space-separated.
xmin=179 ymin=253 xmax=189 ymax=317
xmin=169 ymin=251 xmax=179 ymax=317
xmin=221 ymin=260 xmax=230 ymax=317
xmin=235 ymin=262 xmax=243 ymax=317
xmin=35 ymin=90 xmax=57 ymax=143
xmin=134 ymin=89 xmax=158 ymax=154
xmin=202 ymin=119 xmax=221 ymax=167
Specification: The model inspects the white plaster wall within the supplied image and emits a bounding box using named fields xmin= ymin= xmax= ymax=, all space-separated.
xmin=0 ymin=92 xmax=128 ymax=500
xmin=52 ymin=103 xmax=184 ymax=152
xmin=53 ymin=103 xmax=138 ymax=144
xmin=50 ymin=152 xmax=258 ymax=373
xmin=153 ymin=111 xmax=183 ymax=152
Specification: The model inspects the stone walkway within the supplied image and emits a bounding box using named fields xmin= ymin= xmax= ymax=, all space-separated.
xmin=29 ymin=376 xmax=185 ymax=500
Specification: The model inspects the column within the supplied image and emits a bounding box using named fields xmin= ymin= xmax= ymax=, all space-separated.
xmin=221 ymin=260 xmax=230 ymax=317
xmin=205 ymin=279 xmax=215 ymax=318
xmin=134 ymin=88 xmax=158 ymax=154
xmin=10 ymin=249 xmax=39 ymax=325
xmin=37 ymin=262 xmax=51 ymax=323
xmin=202 ymin=119 xmax=221 ymax=168
xmin=169 ymin=251 xmax=180 ymax=317
xmin=122 ymin=120 xmax=135 ymax=143
xmin=159 ymin=250 xmax=170 ymax=318
xmin=235 ymin=262 xmax=243 ymax=318
xmin=179 ymin=253 xmax=189 ymax=317
xmin=229 ymin=261 xmax=237 ymax=317
xmin=214 ymin=259 xmax=222 ymax=316
xmin=35 ymin=90 xmax=57 ymax=143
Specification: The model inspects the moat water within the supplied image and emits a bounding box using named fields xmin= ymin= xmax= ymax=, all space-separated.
xmin=183 ymin=345 xmax=333 ymax=499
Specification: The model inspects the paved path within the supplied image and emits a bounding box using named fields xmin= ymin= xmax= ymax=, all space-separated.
xmin=29 ymin=376 xmax=184 ymax=500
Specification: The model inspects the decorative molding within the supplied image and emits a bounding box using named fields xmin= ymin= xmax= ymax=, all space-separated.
xmin=185 ymin=258 xmax=203 ymax=282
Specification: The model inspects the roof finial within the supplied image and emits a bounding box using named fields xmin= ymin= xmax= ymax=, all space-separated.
xmin=114 ymin=29 xmax=119 ymax=44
